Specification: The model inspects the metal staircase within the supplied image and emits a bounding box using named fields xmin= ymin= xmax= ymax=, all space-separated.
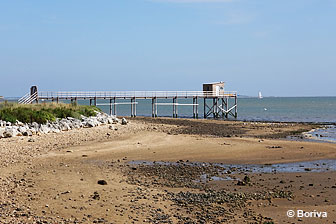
xmin=18 ymin=92 xmax=38 ymax=104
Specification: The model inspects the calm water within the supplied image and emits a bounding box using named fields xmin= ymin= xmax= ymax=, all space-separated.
xmin=87 ymin=96 xmax=336 ymax=142
xmin=4 ymin=96 xmax=336 ymax=142
xmin=6 ymin=96 xmax=336 ymax=123
xmin=65 ymin=97 xmax=336 ymax=123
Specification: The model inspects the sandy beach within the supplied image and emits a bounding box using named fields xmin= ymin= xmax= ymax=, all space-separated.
xmin=1 ymin=118 xmax=335 ymax=223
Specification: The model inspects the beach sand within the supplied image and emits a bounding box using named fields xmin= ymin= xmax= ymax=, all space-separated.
xmin=0 ymin=118 xmax=335 ymax=223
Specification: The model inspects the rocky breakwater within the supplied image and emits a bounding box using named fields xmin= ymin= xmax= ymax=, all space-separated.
xmin=0 ymin=112 xmax=127 ymax=138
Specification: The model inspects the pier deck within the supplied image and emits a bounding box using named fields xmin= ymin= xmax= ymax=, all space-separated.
xmin=19 ymin=89 xmax=238 ymax=119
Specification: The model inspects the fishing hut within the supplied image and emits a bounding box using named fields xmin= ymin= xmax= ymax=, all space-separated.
xmin=18 ymin=84 xmax=238 ymax=119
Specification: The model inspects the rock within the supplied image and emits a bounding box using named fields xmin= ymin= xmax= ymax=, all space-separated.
xmin=107 ymin=118 xmax=114 ymax=124
xmin=18 ymin=126 xmax=27 ymax=134
xmin=28 ymin=138 xmax=35 ymax=142
xmin=3 ymin=127 xmax=19 ymax=138
xmin=60 ymin=122 xmax=71 ymax=131
xmin=0 ymin=127 xmax=5 ymax=138
xmin=237 ymin=180 xmax=246 ymax=186
xmin=92 ymin=191 xmax=100 ymax=200
xmin=39 ymin=125 xmax=50 ymax=134
xmin=97 ymin=180 xmax=107 ymax=185
xmin=121 ymin=118 xmax=128 ymax=125
xmin=237 ymin=176 xmax=251 ymax=186
xmin=15 ymin=120 xmax=25 ymax=126
xmin=0 ymin=112 xmax=118 ymax=138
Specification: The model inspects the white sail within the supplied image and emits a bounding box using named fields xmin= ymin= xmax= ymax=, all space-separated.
xmin=258 ymin=91 xmax=263 ymax=99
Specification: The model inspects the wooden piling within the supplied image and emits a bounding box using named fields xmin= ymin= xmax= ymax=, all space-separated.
xmin=134 ymin=97 xmax=137 ymax=117
xmin=155 ymin=98 xmax=158 ymax=117
xmin=113 ymin=98 xmax=116 ymax=116
xmin=225 ymin=97 xmax=229 ymax=119
xmin=131 ymin=98 xmax=134 ymax=117
xmin=204 ymin=98 xmax=206 ymax=118
xmin=196 ymin=97 xmax=198 ymax=118
xmin=152 ymin=98 xmax=155 ymax=117
xmin=234 ymin=95 xmax=237 ymax=118
xmin=173 ymin=98 xmax=176 ymax=118
xmin=109 ymin=99 xmax=112 ymax=115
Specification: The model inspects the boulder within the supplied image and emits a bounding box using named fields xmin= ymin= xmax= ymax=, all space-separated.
xmin=39 ymin=125 xmax=50 ymax=134
xmin=121 ymin=118 xmax=128 ymax=125
xmin=23 ymin=130 xmax=33 ymax=136
xmin=0 ymin=128 xmax=5 ymax=138
xmin=15 ymin=120 xmax=25 ymax=127
xmin=18 ymin=126 xmax=27 ymax=134
xmin=3 ymin=127 xmax=19 ymax=138
xmin=60 ymin=122 xmax=71 ymax=131
xmin=0 ymin=120 xmax=6 ymax=127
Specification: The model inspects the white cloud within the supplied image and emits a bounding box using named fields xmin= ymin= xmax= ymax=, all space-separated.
xmin=150 ymin=0 xmax=234 ymax=3
xmin=215 ymin=12 xmax=255 ymax=25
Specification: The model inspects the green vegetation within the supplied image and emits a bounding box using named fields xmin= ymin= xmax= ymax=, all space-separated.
xmin=0 ymin=102 xmax=101 ymax=124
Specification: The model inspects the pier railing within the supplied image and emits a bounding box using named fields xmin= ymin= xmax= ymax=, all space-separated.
xmin=37 ymin=91 xmax=237 ymax=99
xmin=18 ymin=88 xmax=238 ymax=119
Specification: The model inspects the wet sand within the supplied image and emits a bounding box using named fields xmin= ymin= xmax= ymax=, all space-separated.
xmin=0 ymin=118 xmax=335 ymax=223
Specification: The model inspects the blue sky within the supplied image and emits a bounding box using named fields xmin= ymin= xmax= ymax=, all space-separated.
xmin=0 ymin=0 xmax=335 ymax=97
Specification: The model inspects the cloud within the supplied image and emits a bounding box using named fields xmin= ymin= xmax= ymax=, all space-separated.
xmin=215 ymin=12 xmax=255 ymax=25
xmin=150 ymin=0 xmax=234 ymax=3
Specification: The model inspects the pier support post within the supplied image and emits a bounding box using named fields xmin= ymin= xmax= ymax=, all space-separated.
xmin=175 ymin=98 xmax=178 ymax=118
xmin=192 ymin=98 xmax=195 ymax=118
xmin=196 ymin=97 xmax=198 ymax=119
xmin=134 ymin=97 xmax=137 ymax=117
xmin=109 ymin=99 xmax=113 ymax=116
xmin=155 ymin=98 xmax=158 ymax=117
xmin=234 ymin=95 xmax=237 ymax=119
xmin=131 ymin=98 xmax=134 ymax=117
xmin=94 ymin=97 xmax=97 ymax=106
xmin=204 ymin=98 xmax=206 ymax=118
xmin=152 ymin=98 xmax=155 ymax=117
xmin=173 ymin=98 xmax=176 ymax=118
xmin=225 ymin=97 xmax=229 ymax=119
xmin=213 ymin=98 xmax=216 ymax=118
xmin=221 ymin=98 xmax=225 ymax=118
xmin=113 ymin=98 xmax=116 ymax=116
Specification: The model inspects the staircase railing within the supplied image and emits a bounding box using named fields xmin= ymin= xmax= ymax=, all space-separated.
xmin=18 ymin=92 xmax=38 ymax=104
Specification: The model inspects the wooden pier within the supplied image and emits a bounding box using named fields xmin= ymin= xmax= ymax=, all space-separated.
xmin=18 ymin=86 xmax=238 ymax=119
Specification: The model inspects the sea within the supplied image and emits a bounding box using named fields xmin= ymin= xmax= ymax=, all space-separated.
xmin=4 ymin=96 xmax=336 ymax=142
xmin=95 ymin=96 xmax=336 ymax=143
xmin=79 ymin=96 xmax=336 ymax=122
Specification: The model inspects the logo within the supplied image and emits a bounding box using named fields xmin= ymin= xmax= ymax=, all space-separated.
xmin=287 ymin=210 xmax=328 ymax=218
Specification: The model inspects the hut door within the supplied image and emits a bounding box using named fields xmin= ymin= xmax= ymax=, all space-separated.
xmin=215 ymin=86 xmax=220 ymax=96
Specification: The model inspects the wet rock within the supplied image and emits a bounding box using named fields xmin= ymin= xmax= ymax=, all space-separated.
xmin=97 ymin=180 xmax=107 ymax=185
xmin=92 ymin=191 xmax=100 ymax=200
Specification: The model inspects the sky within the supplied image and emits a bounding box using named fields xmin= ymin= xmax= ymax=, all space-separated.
xmin=0 ymin=0 xmax=335 ymax=97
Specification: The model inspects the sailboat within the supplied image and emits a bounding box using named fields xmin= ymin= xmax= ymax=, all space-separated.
xmin=258 ymin=91 xmax=263 ymax=99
